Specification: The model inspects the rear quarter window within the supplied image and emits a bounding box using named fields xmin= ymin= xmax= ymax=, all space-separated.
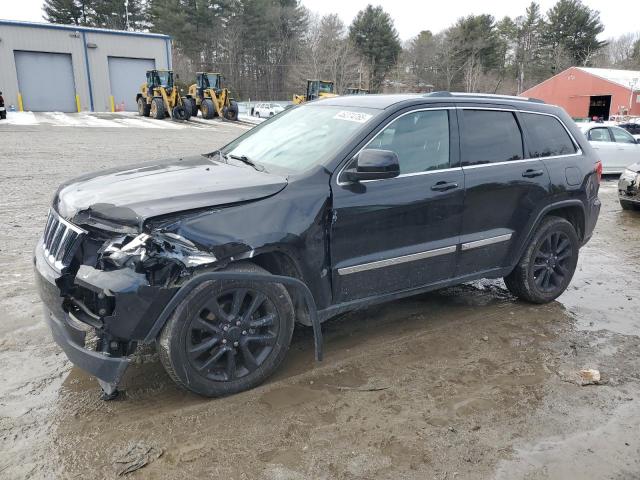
xmin=521 ymin=113 xmax=577 ymax=158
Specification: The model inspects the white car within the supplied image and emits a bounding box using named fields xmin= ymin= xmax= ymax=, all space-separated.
xmin=579 ymin=123 xmax=640 ymax=174
xmin=252 ymin=103 xmax=284 ymax=118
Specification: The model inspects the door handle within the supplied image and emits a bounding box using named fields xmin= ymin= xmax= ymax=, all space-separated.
xmin=431 ymin=181 xmax=458 ymax=191
xmin=522 ymin=169 xmax=544 ymax=178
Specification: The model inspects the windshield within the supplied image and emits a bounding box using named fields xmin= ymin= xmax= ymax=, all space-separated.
xmin=319 ymin=82 xmax=333 ymax=93
xmin=205 ymin=74 xmax=220 ymax=89
xmin=157 ymin=71 xmax=172 ymax=87
xmin=223 ymin=105 xmax=378 ymax=173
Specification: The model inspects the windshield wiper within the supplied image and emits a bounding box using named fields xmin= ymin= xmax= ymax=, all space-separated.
xmin=228 ymin=153 xmax=265 ymax=172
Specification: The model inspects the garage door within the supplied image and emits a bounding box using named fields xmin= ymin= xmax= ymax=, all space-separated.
xmin=108 ymin=57 xmax=156 ymax=111
xmin=14 ymin=51 xmax=77 ymax=112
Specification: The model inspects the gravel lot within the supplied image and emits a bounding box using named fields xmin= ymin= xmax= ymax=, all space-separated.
xmin=0 ymin=120 xmax=639 ymax=479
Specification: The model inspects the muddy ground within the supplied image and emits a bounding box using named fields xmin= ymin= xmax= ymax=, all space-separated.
xmin=0 ymin=121 xmax=639 ymax=480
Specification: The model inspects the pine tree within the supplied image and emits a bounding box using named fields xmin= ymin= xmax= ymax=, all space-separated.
xmin=544 ymin=0 xmax=606 ymax=66
xmin=349 ymin=5 xmax=401 ymax=93
xmin=43 ymin=0 xmax=89 ymax=25
xmin=90 ymin=0 xmax=147 ymax=30
xmin=514 ymin=2 xmax=545 ymax=93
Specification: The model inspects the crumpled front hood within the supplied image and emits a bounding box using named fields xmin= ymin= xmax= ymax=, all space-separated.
xmin=53 ymin=155 xmax=287 ymax=228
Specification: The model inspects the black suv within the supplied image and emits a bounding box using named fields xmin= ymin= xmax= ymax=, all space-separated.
xmin=34 ymin=93 xmax=601 ymax=398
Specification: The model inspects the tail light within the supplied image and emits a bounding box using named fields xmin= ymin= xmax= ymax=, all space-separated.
xmin=595 ymin=160 xmax=602 ymax=183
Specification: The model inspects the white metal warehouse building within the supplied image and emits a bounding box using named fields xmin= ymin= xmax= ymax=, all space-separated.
xmin=0 ymin=20 xmax=171 ymax=112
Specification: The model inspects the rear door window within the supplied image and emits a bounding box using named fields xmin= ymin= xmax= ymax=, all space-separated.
xmin=611 ymin=127 xmax=636 ymax=144
xmin=461 ymin=110 xmax=523 ymax=166
xmin=521 ymin=113 xmax=577 ymax=158
xmin=588 ymin=128 xmax=612 ymax=142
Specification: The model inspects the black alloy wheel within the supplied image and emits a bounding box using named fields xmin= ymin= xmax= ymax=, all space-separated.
xmin=186 ymin=287 xmax=279 ymax=381
xmin=504 ymin=216 xmax=579 ymax=303
xmin=531 ymin=230 xmax=572 ymax=293
xmin=158 ymin=262 xmax=294 ymax=397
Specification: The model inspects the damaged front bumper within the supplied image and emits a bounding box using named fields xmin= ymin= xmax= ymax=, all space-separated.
xmin=34 ymin=236 xmax=177 ymax=394
xmin=34 ymin=230 xmax=323 ymax=396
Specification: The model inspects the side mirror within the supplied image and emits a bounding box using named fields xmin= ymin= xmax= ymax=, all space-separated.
xmin=343 ymin=149 xmax=400 ymax=182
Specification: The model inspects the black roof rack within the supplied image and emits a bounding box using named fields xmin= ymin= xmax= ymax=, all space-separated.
xmin=426 ymin=91 xmax=545 ymax=104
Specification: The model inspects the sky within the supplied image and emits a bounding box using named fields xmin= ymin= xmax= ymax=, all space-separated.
xmin=3 ymin=0 xmax=637 ymax=41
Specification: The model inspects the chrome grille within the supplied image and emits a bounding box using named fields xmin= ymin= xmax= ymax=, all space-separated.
xmin=42 ymin=209 xmax=86 ymax=271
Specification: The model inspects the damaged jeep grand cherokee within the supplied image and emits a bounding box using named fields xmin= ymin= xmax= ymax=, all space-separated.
xmin=35 ymin=93 xmax=601 ymax=398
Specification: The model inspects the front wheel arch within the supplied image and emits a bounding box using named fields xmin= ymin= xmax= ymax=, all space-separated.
xmin=157 ymin=262 xmax=296 ymax=397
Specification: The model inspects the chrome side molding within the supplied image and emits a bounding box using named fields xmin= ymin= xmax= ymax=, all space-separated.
xmin=338 ymin=233 xmax=514 ymax=276
xmin=338 ymin=245 xmax=457 ymax=276
xmin=460 ymin=233 xmax=512 ymax=251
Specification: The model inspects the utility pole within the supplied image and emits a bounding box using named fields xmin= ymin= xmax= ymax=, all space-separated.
xmin=629 ymin=78 xmax=638 ymax=116
xmin=124 ymin=0 xmax=131 ymax=31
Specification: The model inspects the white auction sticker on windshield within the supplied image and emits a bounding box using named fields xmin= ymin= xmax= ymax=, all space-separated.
xmin=333 ymin=111 xmax=372 ymax=123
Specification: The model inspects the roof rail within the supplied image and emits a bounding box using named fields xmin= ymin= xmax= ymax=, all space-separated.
xmin=426 ymin=91 xmax=545 ymax=104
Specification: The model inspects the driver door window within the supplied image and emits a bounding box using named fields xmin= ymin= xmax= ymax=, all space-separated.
xmin=364 ymin=109 xmax=450 ymax=174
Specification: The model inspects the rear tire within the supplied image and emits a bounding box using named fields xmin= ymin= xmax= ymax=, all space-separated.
xmin=182 ymin=98 xmax=193 ymax=120
xmin=504 ymin=216 xmax=579 ymax=304
xmin=171 ymin=105 xmax=186 ymax=121
xmin=150 ymin=97 xmax=165 ymax=120
xmin=224 ymin=100 xmax=239 ymax=121
xmin=0 ymin=111 xmax=6 ymax=120
xmin=158 ymin=263 xmax=295 ymax=397
xmin=137 ymin=97 xmax=150 ymax=117
xmin=201 ymin=99 xmax=215 ymax=119
xmin=620 ymin=199 xmax=639 ymax=210
xmin=190 ymin=100 xmax=200 ymax=118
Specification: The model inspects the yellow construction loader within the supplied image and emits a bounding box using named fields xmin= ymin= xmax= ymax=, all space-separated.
xmin=136 ymin=69 xmax=192 ymax=121
xmin=292 ymin=80 xmax=337 ymax=104
xmin=187 ymin=72 xmax=239 ymax=121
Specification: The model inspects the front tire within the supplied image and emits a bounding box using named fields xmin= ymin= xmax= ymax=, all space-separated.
xmin=504 ymin=216 xmax=579 ymax=304
xmin=620 ymin=199 xmax=639 ymax=211
xmin=158 ymin=263 xmax=295 ymax=397
xmin=150 ymin=97 xmax=165 ymax=119
xmin=201 ymin=99 xmax=215 ymax=119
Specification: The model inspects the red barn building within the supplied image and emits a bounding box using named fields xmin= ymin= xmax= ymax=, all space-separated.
xmin=522 ymin=67 xmax=640 ymax=120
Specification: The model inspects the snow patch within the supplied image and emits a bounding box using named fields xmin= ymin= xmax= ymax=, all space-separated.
xmin=239 ymin=114 xmax=264 ymax=125
xmin=2 ymin=111 xmax=39 ymax=126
